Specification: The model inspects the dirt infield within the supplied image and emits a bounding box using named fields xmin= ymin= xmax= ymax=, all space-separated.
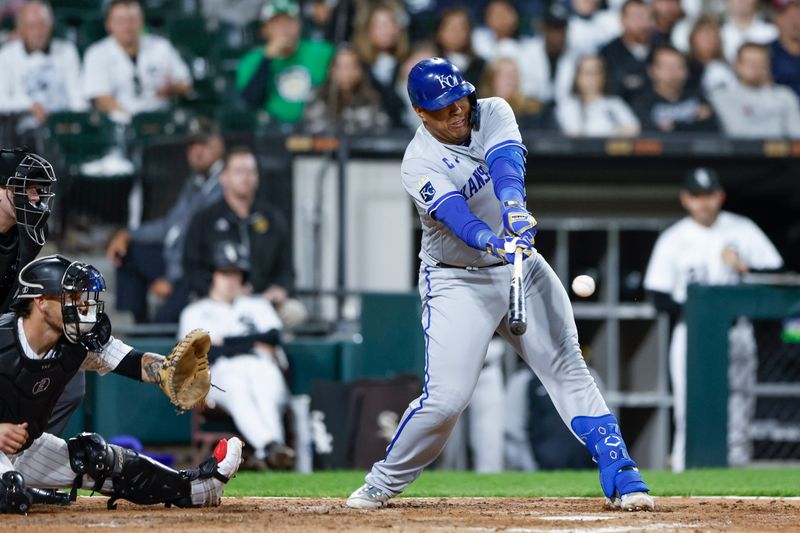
xmin=2 ymin=496 xmax=800 ymax=532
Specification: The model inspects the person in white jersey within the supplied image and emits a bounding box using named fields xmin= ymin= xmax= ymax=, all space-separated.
xmin=0 ymin=1 xmax=85 ymax=124
xmin=179 ymin=241 xmax=295 ymax=470
xmin=346 ymin=57 xmax=654 ymax=512
xmin=644 ymin=167 xmax=783 ymax=472
xmin=81 ymin=0 xmax=192 ymax=122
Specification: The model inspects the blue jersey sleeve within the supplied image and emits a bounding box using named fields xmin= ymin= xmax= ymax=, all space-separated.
xmin=479 ymin=98 xmax=528 ymax=205
xmin=487 ymin=144 xmax=526 ymax=204
xmin=431 ymin=193 xmax=493 ymax=251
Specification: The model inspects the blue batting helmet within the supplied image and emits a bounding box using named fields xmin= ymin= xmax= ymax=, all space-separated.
xmin=407 ymin=57 xmax=476 ymax=111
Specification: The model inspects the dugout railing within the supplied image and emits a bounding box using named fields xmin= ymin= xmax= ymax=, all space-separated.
xmin=685 ymin=283 xmax=800 ymax=468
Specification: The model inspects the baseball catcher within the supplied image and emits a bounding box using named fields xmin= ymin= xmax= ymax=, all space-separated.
xmin=0 ymin=255 xmax=241 ymax=514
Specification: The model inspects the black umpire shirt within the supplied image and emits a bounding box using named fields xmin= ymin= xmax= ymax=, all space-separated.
xmin=182 ymin=197 xmax=294 ymax=296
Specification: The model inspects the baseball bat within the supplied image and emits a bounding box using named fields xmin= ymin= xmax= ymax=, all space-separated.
xmin=508 ymin=247 xmax=527 ymax=336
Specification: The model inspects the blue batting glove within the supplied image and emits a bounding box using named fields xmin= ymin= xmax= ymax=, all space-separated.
xmin=485 ymin=234 xmax=533 ymax=264
xmin=502 ymin=201 xmax=537 ymax=242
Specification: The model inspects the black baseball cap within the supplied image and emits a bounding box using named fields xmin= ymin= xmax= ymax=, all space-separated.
xmin=682 ymin=167 xmax=723 ymax=194
xmin=211 ymin=241 xmax=250 ymax=273
xmin=186 ymin=116 xmax=221 ymax=144
xmin=544 ymin=3 xmax=569 ymax=28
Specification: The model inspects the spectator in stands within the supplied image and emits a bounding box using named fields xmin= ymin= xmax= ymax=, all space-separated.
xmin=352 ymin=0 xmax=409 ymax=128
xmin=201 ymin=0 xmax=262 ymax=29
xmin=82 ymin=0 xmax=192 ymax=123
xmin=107 ymin=117 xmax=225 ymax=323
xmin=600 ymin=0 xmax=654 ymax=104
xmin=238 ymin=0 xmax=334 ymax=124
xmin=179 ymin=241 xmax=294 ymax=471
xmin=0 ymin=1 xmax=85 ymax=126
xmin=720 ymin=0 xmax=778 ymax=64
xmin=395 ymin=40 xmax=437 ymax=129
xmin=183 ymin=146 xmax=306 ymax=328
xmin=769 ymin=0 xmax=800 ymax=98
xmin=517 ymin=3 xmax=575 ymax=104
xmin=302 ymin=0 xmax=355 ymax=42
xmin=303 ymin=45 xmax=390 ymax=135
xmin=567 ymin=0 xmax=621 ymax=55
xmin=710 ymin=42 xmax=800 ymax=138
xmin=688 ymin=16 xmax=736 ymax=95
xmin=433 ymin=7 xmax=485 ymax=87
xmin=472 ymin=0 xmax=521 ymax=61
xmin=556 ymin=55 xmax=640 ymax=137
xmin=633 ymin=45 xmax=718 ymax=133
xmin=651 ymin=0 xmax=685 ymax=46
xmin=670 ymin=0 xmax=726 ymax=52
xmin=479 ymin=57 xmax=550 ymax=129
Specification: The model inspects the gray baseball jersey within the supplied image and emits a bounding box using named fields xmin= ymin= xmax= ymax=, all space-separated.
xmin=363 ymin=96 xmax=615 ymax=496
xmin=402 ymin=97 xmax=524 ymax=267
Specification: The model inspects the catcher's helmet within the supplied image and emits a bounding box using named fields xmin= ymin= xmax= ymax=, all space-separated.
xmin=407 ymin=57 xmax=476 ymax=111
xmin=0 ymin=148 xmax=56 ymax=246
xmin=13 ymin=254 xmax=107 ymax=346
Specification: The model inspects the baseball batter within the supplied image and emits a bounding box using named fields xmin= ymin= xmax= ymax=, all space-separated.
xmin=347 ymin=58 xmax=653 ymax=511
xmin=0 ymin=255 xmax=242 ymax=514
xmin=644 ymin=168 xmax=783 ymax=472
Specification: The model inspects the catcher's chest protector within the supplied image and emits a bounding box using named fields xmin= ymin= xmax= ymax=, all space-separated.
xmin=0 ymin=313 xmax=86 ymax=449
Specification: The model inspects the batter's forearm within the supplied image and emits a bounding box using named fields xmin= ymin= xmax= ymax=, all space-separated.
xmin=141 ymin=353 xmax=165 ymax=384
xmin=487 ymin=144 xmax=527 ymax=204
xmin=433 ymin=194 xmax=494 ymax=250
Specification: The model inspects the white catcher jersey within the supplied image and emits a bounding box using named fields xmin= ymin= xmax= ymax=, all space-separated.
xmin=644 ymin=211 xmax=783 ymax=303
xmin=179 ymin=295 xmax=283 ymax=346
xmin=401 ymin=97 xmax=526 ymax=267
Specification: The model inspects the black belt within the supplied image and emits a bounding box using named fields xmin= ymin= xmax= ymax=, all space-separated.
xmin=436 ymin=262 xmax=505 ymax=270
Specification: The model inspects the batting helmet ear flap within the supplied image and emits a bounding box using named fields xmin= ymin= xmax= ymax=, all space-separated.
xmin=469 ymin=93 xmax=480 ymax=131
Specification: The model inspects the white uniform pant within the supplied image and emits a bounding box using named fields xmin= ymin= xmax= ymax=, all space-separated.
xmin=669 ymin=318 xmax=756 ymax=472
xmin=0 ymin=432 xmax=101 ymax=489
xmin=206 ymin=352 xmax=288 ymax=459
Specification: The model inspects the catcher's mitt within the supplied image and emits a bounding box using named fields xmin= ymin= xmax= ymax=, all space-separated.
xmin=159 ymin=329 xmax=211 ymax=411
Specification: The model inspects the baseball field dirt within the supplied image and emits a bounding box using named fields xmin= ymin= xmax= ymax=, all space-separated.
xmin=2 ymin=496 xmax=800 ymax=531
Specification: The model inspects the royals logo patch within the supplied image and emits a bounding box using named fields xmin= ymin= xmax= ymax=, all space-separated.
xmin=418 ymin=179 xmax=436 ymax=202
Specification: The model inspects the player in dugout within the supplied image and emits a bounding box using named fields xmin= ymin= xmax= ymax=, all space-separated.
xmin=0 ymin=255 xmax=242 ymax=514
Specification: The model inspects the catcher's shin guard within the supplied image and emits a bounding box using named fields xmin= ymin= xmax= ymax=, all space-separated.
xmin=67 ymin=432 xmax=226 ymax=509
xmin=571 ymin=414 xmax=650 ymax=499
xmin=0 ymin=471 xmax=34 ymax=514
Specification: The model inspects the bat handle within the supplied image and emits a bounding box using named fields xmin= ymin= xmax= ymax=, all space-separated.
xmin=513 ymin=248 xmax=523 ymax=278
xmin=508 ymin=247 xmax=527 ymax=336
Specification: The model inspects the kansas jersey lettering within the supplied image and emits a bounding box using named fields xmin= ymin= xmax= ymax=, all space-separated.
xmin=401 ymin=97 xmax=526 ymax=267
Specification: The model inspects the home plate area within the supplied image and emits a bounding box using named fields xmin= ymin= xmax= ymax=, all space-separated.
xmin=2 ymin=496 xmax=800 ymax=532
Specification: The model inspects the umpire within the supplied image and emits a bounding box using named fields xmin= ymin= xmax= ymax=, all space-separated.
xmin=0 ymin=147 xmax=81 ymax=437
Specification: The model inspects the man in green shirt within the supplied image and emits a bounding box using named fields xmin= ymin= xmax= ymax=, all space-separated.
xmin=237 ymin=0 xmax=334 ymax=123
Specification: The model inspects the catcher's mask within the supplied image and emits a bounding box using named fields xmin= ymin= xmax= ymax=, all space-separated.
xmin=13 ymin=255 xmax=106 ymax=345
xmin=1 ymin=151 xmax=57 ymax=246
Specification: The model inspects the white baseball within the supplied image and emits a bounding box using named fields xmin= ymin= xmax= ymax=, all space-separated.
xmin=571 ymin=275 xmax=596 ymax=297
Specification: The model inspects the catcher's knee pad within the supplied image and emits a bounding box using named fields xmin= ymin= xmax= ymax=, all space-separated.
xmin=0 ymin=471 xmax=33 ymax=514
xmin=571 ymin=414 xmax=649 ymax=499
xmin=68 ymin=432 xmax=219 ymax=509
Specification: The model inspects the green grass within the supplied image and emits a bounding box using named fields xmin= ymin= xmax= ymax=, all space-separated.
xmin=224 ymin=468 xmax=800 ymax=498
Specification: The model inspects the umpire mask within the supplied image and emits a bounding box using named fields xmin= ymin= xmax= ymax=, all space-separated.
xmin=60 ymin=261 xmax=107 ymax=347
xmin=5 ymin=153 xmax=56 ymax=246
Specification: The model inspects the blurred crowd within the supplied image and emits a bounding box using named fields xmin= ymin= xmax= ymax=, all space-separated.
xmin=0 ymin=0 xmax=797 ymax=138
